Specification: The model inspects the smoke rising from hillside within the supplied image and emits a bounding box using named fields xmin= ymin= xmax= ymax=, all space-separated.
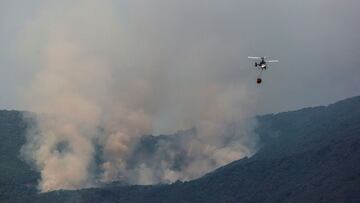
xmin=20 ymin=0 xmax=258 ymax=192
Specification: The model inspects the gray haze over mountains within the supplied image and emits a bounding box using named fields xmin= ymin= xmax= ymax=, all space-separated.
xmin=1 ymin=0 xmax=360 ymax=113
xmin=0 ymin=0 xmax=360 ymax=192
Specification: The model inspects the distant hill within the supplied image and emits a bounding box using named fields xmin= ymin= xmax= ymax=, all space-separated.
xmin=0 ymin=96 xmax=360 ymax=203
xmin=0 ymin=111 xmax=39 ymax=203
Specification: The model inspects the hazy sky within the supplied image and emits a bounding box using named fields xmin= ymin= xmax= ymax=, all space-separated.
xmin=1 ymin=0 xmax=360 ymax=114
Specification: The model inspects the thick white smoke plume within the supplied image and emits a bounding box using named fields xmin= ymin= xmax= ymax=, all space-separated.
xmin=20 ymin=0 xmax=259 ymax=192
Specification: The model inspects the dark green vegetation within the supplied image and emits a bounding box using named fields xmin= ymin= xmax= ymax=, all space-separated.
xmin=0 ymin=111 xmax=39 ymax=203
xmin=1 ymin=96 xmax=360 ymax=203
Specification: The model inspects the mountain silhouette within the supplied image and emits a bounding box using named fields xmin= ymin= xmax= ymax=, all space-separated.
xmin=0 ymin=96 xmax=359 ymax=202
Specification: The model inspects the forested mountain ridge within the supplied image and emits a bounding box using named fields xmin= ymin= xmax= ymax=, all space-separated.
xmin=0 ymin=96 xmax=359 ymax=203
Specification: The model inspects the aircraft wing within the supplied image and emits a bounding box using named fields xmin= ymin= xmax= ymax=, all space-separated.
xmin=266 ymin=60 xmax=279 ymax=63
xmin=248 ymin=56 xmax=261 ymax=59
